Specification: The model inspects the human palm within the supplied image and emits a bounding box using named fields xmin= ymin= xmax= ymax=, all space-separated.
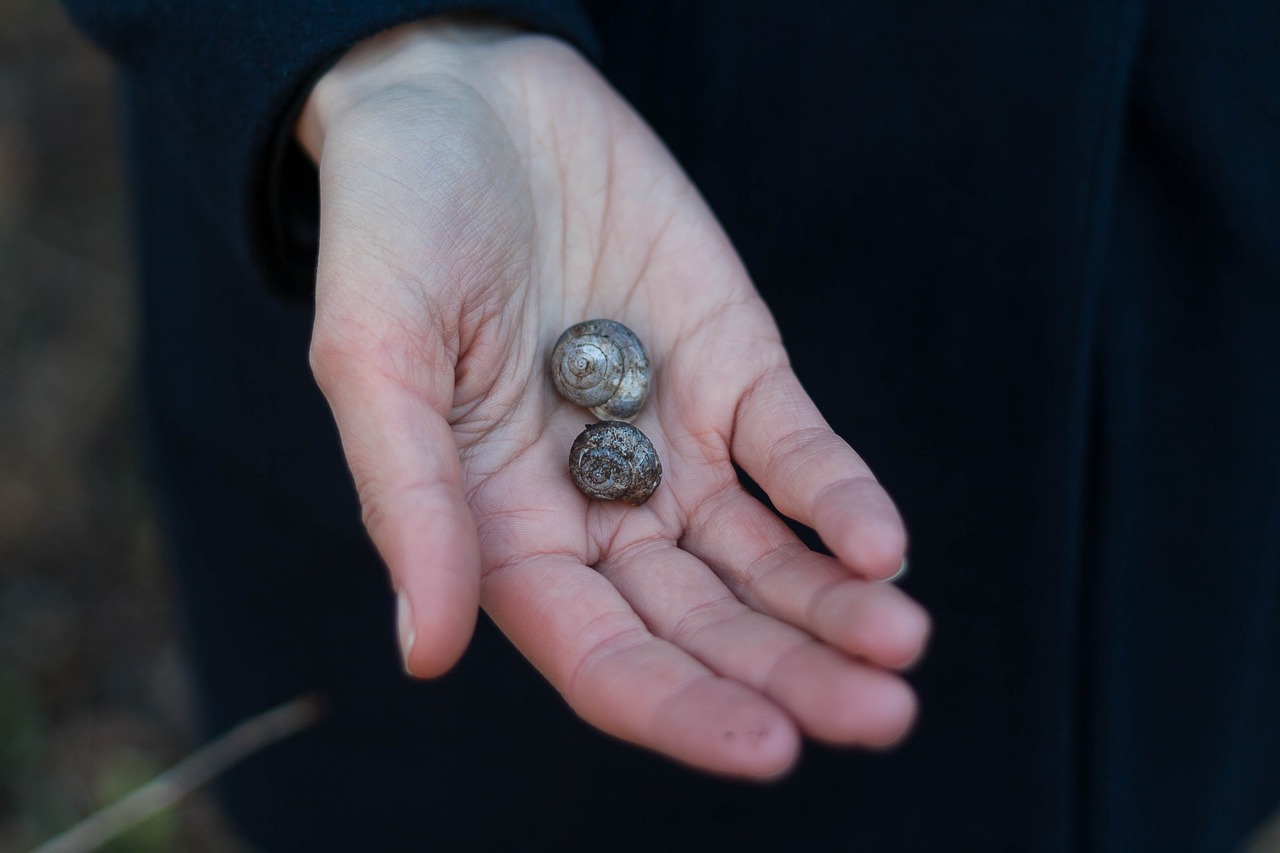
xmin=301 ymin=22 xmax=928 ymax=777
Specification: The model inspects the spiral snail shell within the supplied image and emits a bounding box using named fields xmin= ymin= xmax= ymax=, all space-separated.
xmin=569 ymin=421 xmax=662 ymax=505
xmin=550 ymin=320 xmax=651 ymax=421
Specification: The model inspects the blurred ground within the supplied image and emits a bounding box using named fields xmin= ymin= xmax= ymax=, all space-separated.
xmin=0 ymin=2 xmax=246 ymax=849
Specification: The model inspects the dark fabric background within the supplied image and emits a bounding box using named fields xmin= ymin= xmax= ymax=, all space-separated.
xmin=61 ymin=0 xmax=1280 ymax=849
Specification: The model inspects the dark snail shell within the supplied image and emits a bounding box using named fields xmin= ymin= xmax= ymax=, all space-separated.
xmin=550 ymin=320 xmax=651 ymax=421
xmin=569 ymin=421 xmax=662 ymax=505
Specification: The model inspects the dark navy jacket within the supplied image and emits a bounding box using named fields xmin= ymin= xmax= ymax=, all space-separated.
xmin=62 ymin=1 xmax=1280 ymax=849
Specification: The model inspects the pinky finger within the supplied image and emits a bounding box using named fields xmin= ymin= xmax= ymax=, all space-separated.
xmin=732 ymin=367 xmax=906 ymax=579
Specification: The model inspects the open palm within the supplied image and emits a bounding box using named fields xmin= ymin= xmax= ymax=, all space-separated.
xmin=302 ymin=22 xmax=928 ymax=777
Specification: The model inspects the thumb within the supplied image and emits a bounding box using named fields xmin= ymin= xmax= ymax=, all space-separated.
xmin=309 ymin=326 xmax=480 ymax=677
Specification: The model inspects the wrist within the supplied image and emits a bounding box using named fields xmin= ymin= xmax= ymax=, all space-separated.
xmin=295 ymin=18 xmax=517 ymax=162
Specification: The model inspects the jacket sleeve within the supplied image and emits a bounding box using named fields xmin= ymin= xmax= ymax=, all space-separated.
xmin=60 ymin=0 xmax=597 ymax=297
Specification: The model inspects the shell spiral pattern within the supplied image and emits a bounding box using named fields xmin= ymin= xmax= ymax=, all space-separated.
xmin=550 ymin=319 xmax=651 ymax=421
xmin=569 ymin=421 xmax=662 ymax=505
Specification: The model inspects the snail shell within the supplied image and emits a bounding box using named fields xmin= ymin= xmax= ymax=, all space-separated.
xmin=550 ymin=320 xmax=651 ymax=421
xmin=569 ymin=421 xmax=662 ymax=505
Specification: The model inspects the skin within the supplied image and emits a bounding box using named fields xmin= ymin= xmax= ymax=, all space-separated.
xmin=297 ymin=19 xmax=930 ymax=779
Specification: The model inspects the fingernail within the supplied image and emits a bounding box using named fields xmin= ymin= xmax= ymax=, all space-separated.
xmin=884 ymin=557 xmax=909 ymax=584
xmin=396 ymin=590 xmax=416 ymax=674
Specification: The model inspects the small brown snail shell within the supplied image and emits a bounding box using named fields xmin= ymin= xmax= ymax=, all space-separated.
xmin=569 ymin=421 xmax=662 ymax=505
xmin=550 ymin=320 xmax=651 ymax=421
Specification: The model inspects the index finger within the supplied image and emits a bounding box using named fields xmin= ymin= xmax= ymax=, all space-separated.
xmin=481 ymin=552 xmax=800 ymax=777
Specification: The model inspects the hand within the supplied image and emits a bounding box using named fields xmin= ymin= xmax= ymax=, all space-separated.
xmin=298 ymin=20 xmax=929 ymax=778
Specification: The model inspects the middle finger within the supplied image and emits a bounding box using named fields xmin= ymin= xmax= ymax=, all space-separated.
xmin=600 ymin=540 xmax=917 ymax=746
xmin=680 ymin=486 xmax=931 ymax=671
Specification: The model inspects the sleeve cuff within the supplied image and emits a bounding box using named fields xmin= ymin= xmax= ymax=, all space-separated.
xmin=68 ymin=0 xmax=598 ymax=301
